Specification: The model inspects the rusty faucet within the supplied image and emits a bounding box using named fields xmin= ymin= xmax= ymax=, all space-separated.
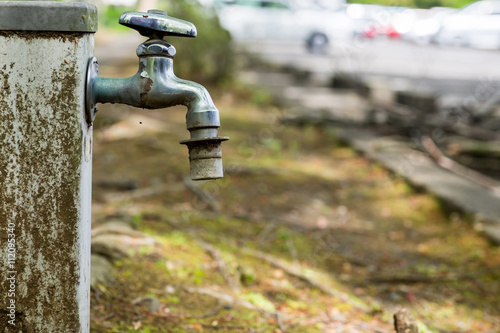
xmin=86 ymin=10 xmax=228 ymax=180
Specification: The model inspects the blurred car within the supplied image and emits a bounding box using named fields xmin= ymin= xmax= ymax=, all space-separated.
xmin=345 ymin=4 xmax=415 ymax=39
xmin=433 ymin=0 xmax=500 ymax=49
xmin=215 ymin=0 xmax=355 ymax=53
xmin=403 ymin=7 xmax=457 ymax=44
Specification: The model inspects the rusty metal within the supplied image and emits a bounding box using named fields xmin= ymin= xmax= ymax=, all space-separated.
xmin=0 ymin=2 xmax=96 ymax=331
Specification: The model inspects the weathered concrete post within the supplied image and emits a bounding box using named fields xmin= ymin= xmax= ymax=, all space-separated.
xmin=0 ymin=2 xmax=97 ymax=332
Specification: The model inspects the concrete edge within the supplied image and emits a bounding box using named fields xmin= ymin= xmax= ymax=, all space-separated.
xmin=0 ymin=1 xmax=98 ymax=32
xmin=333 ymin=126 xmax=500 ymax=246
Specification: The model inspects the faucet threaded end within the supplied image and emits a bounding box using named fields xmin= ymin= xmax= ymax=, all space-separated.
xmin=180 ymin=131 xmax=229 ymax=180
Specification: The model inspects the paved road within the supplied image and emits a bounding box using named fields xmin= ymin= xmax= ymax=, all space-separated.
xmin=237 ymin=38 xmax=500 ymax=106
xmin=95 ymin=32 xmax=500 ymax=110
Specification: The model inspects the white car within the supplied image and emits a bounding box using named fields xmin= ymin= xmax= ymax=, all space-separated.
xmin=403 ymin=7 xmax=457 ymax=44
xmin=215 ymin=0 xmax=355 ymax=53
xmin=433 ymin=0 xmax=500 ymax=49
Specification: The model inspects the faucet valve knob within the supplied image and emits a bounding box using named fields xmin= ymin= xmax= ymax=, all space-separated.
xmin=119 ymin=10 xmax=197 ymax=40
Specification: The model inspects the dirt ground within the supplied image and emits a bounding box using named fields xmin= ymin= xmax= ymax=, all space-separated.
xmin=89 ymin=79 xmax=500 ymax=332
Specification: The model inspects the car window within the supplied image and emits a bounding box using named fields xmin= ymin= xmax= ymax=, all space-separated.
xmin=219 ymin=0 xmax=260 ymax=7
xmin=236 ymin=0 xmax=261 ymax=7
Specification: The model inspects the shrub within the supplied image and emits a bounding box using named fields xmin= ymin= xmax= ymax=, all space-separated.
xmin=99 ymin=0 xmax=234 ymax=85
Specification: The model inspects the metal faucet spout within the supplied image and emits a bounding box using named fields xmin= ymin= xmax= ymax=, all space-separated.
xmin=94 ymin=55 xmax=218 ymax=123
xmin=86 ymin=9 xmax=230 ymax=181
xmin=88 ymin=44 xmax=228 ymax=180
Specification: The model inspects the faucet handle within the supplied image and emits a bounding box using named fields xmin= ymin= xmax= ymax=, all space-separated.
xmin=119 ymin=10 xmax=197 ymax=40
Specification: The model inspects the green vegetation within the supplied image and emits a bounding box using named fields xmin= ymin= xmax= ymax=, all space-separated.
xmin=161 ymin=0 xmax=234 ymax=85
xmin=347 ymin=0 xmax=474 ymax=9
xmin=99 ymin=0 xmax=234 ymax=85
xmin=99 ymin=5 xmax=133 ymax=32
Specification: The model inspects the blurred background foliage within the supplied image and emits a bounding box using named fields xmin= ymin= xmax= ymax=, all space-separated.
xmin=347 ymin=0 xmax=474 ymax=9
xmin=95 ymin=0 xmax=476 ymax=87
xmin=98 ymin=0 xmax=235 ymax=85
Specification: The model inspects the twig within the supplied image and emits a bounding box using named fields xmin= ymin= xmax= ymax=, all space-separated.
xmin=336 ymin=252 xmax=370 ymax=267
xmin=200 ymin=324 xmax=248 ymax=330
xmin=323 ymin=310 xmax=387 ymax=332
xmin=186 ymin=286 xmax=286 ymax=331
xmin=243 ymin=248 xmax=373 ymax=313
xmin=95 ymin=179 xmax=138 ymax=191
xmin=189 ymin=232 xmax=240 ymax=291
xmin=429 ymin=118 xmax=500 ymax=141
xmin=369 ymin=274 xmax=468 ymax=284
xmin=286 ymin=238 xmax=299 ymax=268
xmin=256 ymin=222 xmax=277 ymax=246
xmin=190 ymin=300 xmax=223 ymax=319
xmin=371 ymin=101 xmax=418 ymax=125
xmin=421 ymin=135 xmax=500 ymax=194
xmin=102 ymin=182 xmax=184 ymax=202
xmin=145 ymin=300 xmax=222 ymax=319
xmin=183 ymin=176 xmax=220 ymax=212
xmin=93 ymin=289 xmax=101 ymax=303
xmin=97 ymin=312 xmax=115 ymax=322
xmin=276 ymin=311 xmax=286 ymax=332
xmin=183 ymin=286 xmax=274 ymax=317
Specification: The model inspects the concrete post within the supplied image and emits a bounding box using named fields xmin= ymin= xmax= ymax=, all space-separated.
xmin=0 ymin=2 xmax=97 ymax=332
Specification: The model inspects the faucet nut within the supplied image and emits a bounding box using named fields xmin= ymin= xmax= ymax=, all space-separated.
xmin=137 ymin=40 xmax=176 ymax=57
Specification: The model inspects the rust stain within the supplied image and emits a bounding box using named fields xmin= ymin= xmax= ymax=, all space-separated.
xmin=0 ymin=31 xmax=85 ymax=42
xmin=139 ymin=77 xmax=154 ymax=106
xmin=0 ymin=32 xmax=90 ymax=332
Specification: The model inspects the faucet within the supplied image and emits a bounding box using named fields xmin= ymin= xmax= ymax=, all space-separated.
xmin=86 ymin=10 xmax=228 ymax=180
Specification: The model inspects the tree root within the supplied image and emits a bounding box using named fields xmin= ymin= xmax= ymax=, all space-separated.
xmin=182 ymin=286 xmax=274 ymax=317
xmin=183 ymin=176 xmax=220 ymax=212
xmin=242 ymin=248 xmax=374 ymax=313
xmin=369 ymin=274 xmax=469 ymax=284
xmin=421 ymin=135 xmax=500 ymax=194
xmin=191 ymin=232 xmax=240 ymax=291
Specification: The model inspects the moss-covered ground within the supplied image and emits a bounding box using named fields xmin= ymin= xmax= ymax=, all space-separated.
xmin=90 ymin=84 xmax=500 ymax=332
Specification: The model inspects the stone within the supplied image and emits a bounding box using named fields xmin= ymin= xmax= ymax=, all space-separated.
xmin=91 ymin=255 xmax=114 ymax=289
xmin=91 ymin=220 xmax=156 ymax=261
xmin=91 ymin=220 xmax=143 ymax=238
